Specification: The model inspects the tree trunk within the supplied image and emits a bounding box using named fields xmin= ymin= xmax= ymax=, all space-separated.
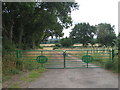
xmin=10 ymin=21 xmax=14 ymax=43
xmin=32 ymin=40 xmax=35 ymax=49
xmin=35 ymin=40 xmax=40 ymax=48
xmin=19 ymin=24 xmax=23 ymax=49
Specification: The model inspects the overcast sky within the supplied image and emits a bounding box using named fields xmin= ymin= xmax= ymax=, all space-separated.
xmin=63 ymin=0 xmax=119 ymax=37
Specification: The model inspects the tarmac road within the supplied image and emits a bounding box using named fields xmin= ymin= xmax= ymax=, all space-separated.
xmin=29 ymin=68 xmax=118 ymax=88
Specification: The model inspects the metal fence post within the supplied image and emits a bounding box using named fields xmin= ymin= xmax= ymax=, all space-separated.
xmin=63 ymin=51 xmax=66 ymax=69
xmin=87 ymin=50 xmax=88 ymax=68
xmin=16 ymin=50 xmax=20 ymax=58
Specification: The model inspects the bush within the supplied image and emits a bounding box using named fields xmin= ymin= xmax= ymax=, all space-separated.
xmin=104 ymin=61 xmax=114 ymax=70
xmin=60 ymin=37 xmax=73 ymax=47
xmin=16 ymin=60 xmax=23 ymax=70
xmin=39 ymin=46 xmax=43 ymax=49
xmin=9 ymin=68 xmax=21 ymax=74
xmin=3 ymin=39 xmax=17 ymax=50
xmin=53 ymin=47 xmax=59 ymax=50
xmin=55 ymin=43 xmax=61 ymax=47
xmin=3 ymin=54 xmax=16 ymax=75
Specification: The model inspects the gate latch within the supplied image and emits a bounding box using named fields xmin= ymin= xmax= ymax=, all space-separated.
xmin=62 ymin=50 xmax=67 ymax=56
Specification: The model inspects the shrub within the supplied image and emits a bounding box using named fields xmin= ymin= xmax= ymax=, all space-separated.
xmin=60 ymin=37 xmax=73 ymax=47
xmin=16 ymin=60 xmax=23 ymax=70
xmin=9 ymin=68 xmax=21 ymax=74
xmin=39 ymin=46 xmax=43 ymax=49
xmin=55 ymin=43 xmax=61 ymax=47
xmin=2 ymin=54 xmax=16 ymax=75
xmin=104 ymin=61 xmax=114 ymax=70
xmin=3 ymin=39 xmax=17 ymax=50
xmin=53 ymin=47 xmax=59 ymax=50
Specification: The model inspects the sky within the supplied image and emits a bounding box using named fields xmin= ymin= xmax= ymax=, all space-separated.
xmin=63 ymin=0 xmax=119 ymax=37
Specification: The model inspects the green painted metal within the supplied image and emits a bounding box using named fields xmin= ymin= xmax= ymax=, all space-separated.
xmin=16 ymin=50 xmax=19 ymax=58
xmin=16 ymin=50 xmax=21 ymax=61
xmin=63 ymin=51 xmax=66 ymax=68
xmin=36 ymin=56 xmax=48 ymax=64
xmin=3 ymin=48 xmax=115 ymax=69
xmin=82 ymin=55 xmax=93 ymax=63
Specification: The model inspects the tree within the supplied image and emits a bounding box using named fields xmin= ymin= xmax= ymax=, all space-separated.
xmin=90 ymin=38 xmax=97 ymax=47
xmin=60 ymin=37 xmax=73 ymax=47
xmin=117 ymin=33 xmax=120 ymax=48
xmin=70 ymin=23 xmax=96 ymax=46
xmin=96 ymin=23 xmax=116 ymax=47
xmin=2 ymin=2 xmax=79 ymax=49
xmin=2 ymin=2 xmax=36 ymax=49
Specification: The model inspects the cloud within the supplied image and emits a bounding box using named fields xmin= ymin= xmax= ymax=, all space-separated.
xmin=63 ymin=0 xmax=119 ymax=37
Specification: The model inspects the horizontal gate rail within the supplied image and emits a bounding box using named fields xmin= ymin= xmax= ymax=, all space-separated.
xmin=3 ymin=48 xmax=117 ymax=69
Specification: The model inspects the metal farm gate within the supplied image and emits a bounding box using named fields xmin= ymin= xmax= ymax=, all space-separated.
xmin=11 ymin=49 xmax=115 ymax=69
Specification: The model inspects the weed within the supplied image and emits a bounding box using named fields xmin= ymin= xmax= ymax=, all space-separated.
xmin=20 ymin=70 xmax=41 ymax=82
xmin=2 ymin=76 xmax=11 ymax=82
xmin=35 ymin=67 xmax=47 ymax=73
xmin=104 ymin=61 xmax=114 ymax=70
xmin=8 ymin=83 xmax=20 ymax=88
xmin=53 ymin=47 xmax=59 ymax=50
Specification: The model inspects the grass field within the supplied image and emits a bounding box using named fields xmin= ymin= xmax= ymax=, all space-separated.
xmin=40 ymin=43 xmax=101 ymax=47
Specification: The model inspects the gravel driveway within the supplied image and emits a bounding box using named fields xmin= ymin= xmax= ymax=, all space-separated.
xmin=29 ymin=68 xmax=118 ymax=88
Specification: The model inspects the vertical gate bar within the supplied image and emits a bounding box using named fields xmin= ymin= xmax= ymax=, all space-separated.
xmin=41 ymin=51 xmax=43 ymax=55
xmin=16 ymin=50 xmax=20 ymax=69
xmin=63 ymin=51 xmax=66 ymax=69
xmin=87 ymin=62 xmax=88 ymax=68
xmin=16 ymin=50 xmax=20 ymax=58
xmin=64 ymin=53 xmax=66 ymax=69
xmin=87 ymin=50 xmax=88 ymax=68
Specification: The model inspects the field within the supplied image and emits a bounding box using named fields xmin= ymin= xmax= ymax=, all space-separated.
xmin=40 ymin=43 xmax=100 ymax=47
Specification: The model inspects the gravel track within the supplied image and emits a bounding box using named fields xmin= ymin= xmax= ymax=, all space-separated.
xmin=29 ymin=68 xmax=118 ymax=88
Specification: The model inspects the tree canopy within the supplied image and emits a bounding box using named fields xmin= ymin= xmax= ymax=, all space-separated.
xmin=70 ymin=23 xmax=96 ymax=46
xmin=96 ymin=23 xmax=116 ymax=46
xmin=60 ymin=37 xmax=73 ymax=47
xmin=2 ymin=2 xmax=79 ymax=49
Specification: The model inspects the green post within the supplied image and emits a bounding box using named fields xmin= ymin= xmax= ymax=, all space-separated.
xmin=64 ymin=55 xmax=66 ymax=68
xmin=63 ymin=51 xmax=66 ymax=68
xmin=16 ymin=50 xmax=21 ymax=69
xmin=86 ymin=50 xmax=88 ymax=68
xmin=16 ymin=50 xmax=20 ymax=58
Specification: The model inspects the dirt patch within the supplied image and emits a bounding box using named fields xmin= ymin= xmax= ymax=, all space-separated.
xmin=3 ymin=71 xmax=32 ymax=88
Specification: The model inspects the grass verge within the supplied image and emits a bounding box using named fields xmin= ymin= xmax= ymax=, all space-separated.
xmin=20 ymin=67 xmax=47 ymax=82
xmin=8 ymin=83 xmax=20 ymax=88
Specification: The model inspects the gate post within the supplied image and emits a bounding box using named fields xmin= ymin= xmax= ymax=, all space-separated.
xmin=16 ymin=50 xmax=20 ymax=58
xmin=16 ymin=50 xmax=22 ymax=69
xmin=41 ymin=51 xmax=43 ymax=55
xmin=63 ymin=51 xmax=66 ymax=69
xmin=86 ymin=50 xmax=88 ymax=68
